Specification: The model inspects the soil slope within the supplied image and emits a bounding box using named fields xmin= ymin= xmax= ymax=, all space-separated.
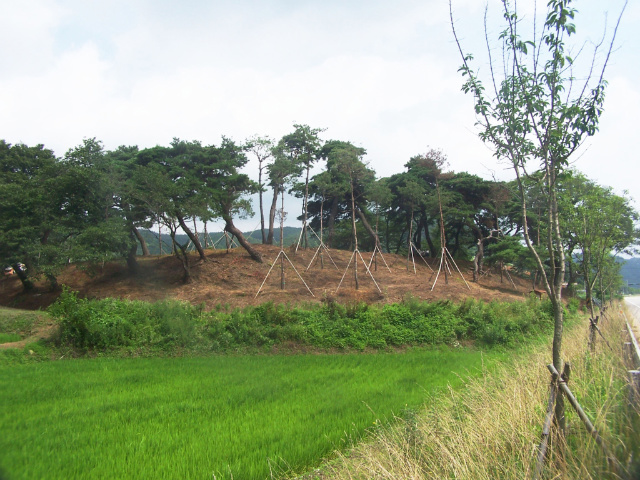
xmin=0 ymin=245 xmax=532 ymax=311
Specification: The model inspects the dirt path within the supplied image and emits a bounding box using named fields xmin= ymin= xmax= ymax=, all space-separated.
xmin=0 ymin=321 xmax=57 ymax=350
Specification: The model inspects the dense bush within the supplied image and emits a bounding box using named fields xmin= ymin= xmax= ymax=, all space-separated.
xmin=48 ymin=289 xmax=559 ymax=353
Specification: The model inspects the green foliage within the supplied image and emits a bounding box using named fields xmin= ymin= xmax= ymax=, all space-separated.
xmin=49 ymin=290 xmax=559 ymax=354
xmin=565 ymin=297 xmax=581 ymax=315
xmin=48 ymin=288 xmax=203 ymax=351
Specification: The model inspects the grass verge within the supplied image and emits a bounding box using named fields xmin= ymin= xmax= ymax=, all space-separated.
xmin=0 ymin=306 xmax=47 ymax=340
xmin=303 ymin=304 xmax=639 ymax=479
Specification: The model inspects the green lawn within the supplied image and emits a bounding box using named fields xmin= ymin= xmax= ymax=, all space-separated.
xmin=0 ymin=348 xmax=502 ymax=480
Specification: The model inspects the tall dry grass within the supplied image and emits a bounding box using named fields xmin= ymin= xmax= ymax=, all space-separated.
xmin=298 ymin=305 xmax=639 ymax=480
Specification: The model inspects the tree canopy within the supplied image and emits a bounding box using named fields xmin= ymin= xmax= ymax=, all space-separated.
xmin=0 ymin=124 xmax=636 ymax=294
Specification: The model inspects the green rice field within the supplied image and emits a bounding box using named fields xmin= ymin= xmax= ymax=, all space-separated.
xmin=0 ymin=348 xmax=503 ymax=480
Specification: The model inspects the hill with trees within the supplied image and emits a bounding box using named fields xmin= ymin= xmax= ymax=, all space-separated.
xmin=0 ymin=126 xmax=638 ymax=302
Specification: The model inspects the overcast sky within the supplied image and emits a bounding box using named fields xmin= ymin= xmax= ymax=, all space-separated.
xmin=1 ymin=0 xmax=637 ymax=231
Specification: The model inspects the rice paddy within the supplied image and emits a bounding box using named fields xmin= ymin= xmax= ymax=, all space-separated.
xmin=0 ymin=347 xmax=503 ymax=479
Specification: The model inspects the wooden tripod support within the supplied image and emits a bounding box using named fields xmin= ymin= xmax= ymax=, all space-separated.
xmin=336 ymin=248 xmax=382 ymax=294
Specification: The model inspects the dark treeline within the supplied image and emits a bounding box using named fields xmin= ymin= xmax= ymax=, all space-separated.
xmin=1 ymin=126 xmax=638 ymax=304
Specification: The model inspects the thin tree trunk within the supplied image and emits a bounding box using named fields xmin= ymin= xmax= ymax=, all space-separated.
xmin=319 ymin=196 xmax=325 ymax=268
xmin=350 ymin=177 xmax=358 ymax=289
xmin=355 ymin=205 xmax=381 ymax=250
xmin=44 ymin=272 xmax=59 ymax=291
xmin=13 ymin=263 xmax=34 ymax=292
xmin=302 ymin=165 xmax=311 ymax=249
xmin=169 ymin=229 xmax=191 ymax=284
xmin=423 ymin=219 xmax=436 ymax=257
xmin=133 ymin=227 xmax=150 ymax=256
xmin=395 ymin=226 xmax=408 ymax=254
xmin=176 ymin=214 xmax=206 ymax=261
xmin=259 ymin=165 xmax=266 ymax=244
xmin=472 ymin=238 xmax=480 ymax=282
xmin=126 ymin=242 xmax=139 ymax=274
xmin=267 ymin=186 xmax=279 ymax=245
xmin=407 ymin=210 xmax=414 ymax=271
xmin=224 ymin=216 xmax=263 ymax=263
xmin=327 ymin=196 xmax=339 ymax=248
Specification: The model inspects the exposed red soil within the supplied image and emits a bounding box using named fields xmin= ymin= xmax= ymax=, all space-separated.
xmin=0 ymin=244 xmax=533 ymax=311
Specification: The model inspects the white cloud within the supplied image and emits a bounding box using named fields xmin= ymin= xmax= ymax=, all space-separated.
xmin=0 ymin=0 xmax=638 ymax=219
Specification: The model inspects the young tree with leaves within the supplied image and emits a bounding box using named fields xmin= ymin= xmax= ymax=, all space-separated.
xmin=451 ymin=0 xmax=624 ymax=435
xmin=275 ymin=124 xmax=324 ymax=249
xmin=246 ymin=135 xmax=275 ymax=244
xmin=561 ymin=171 xmax=639 ymax=315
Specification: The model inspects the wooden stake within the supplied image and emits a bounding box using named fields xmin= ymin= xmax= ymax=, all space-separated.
xmin=547 ymin=364 xmax=623 ymax=476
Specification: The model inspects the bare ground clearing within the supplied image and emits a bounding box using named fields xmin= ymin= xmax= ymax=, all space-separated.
xmin=0 ymin=244 xmax=532 ymax=313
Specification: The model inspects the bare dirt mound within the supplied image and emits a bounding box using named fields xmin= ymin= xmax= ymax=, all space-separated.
xmin=0 ymin=245 xmax=531 ymax=311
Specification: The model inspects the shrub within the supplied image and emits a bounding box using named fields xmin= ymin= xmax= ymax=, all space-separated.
xmin=48 ymin=289 xmax=557 ymax=353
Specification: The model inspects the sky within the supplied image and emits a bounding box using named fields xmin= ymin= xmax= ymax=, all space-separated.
xmin=1 ymin=0 xmax=638 ymax=232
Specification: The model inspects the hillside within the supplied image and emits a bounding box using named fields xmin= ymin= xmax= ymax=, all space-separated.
xmin=621 ymin=257 xmax=640 ymax=287
xmin=1 ymin=244 xmax=533 ymax=311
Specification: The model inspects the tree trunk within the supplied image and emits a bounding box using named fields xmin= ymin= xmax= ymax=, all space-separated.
xmin=267 ymin=186 xmax=279 ymax=245
xmin=471 ymin=225 xmax=485 ymax=283
xmin=224 ymin=216 xmax=263 ymax=263
xmin=133 ymin=227 xmax=150 ymax=256
xmin=170 ymin=230 xmax=191 ymax=284
xmin=450 ymin=224 xmax=463 ymax=257
xmin=472 ymin=237 xmax=482 ymax=282
xmin=327 ymin=196 xmax=339 ymax=248
xmin=414 ymin=219 xmax=422 ymax=249
xmin=302 ymin=165 xmax=311 ymax=249
xmin=259 ymin=165 xmax=266 ymax=245
xmin=350 ymin=178 xmax=358 ymax=289
xmin=176 ymin=213 xmax=206 ymax=261
xmin=423 ymin=219 xmax=436 ymax=257
xmin=126 ymin=242 xmax=139 ymax=274
xmin=355 ymin=205 xmax=381 ymax=250
xmin=407 ymin=210 xmax=414 ymax=271
xmin=395 ymin=226 xmax=408 ymax=254
xmin=44 ymin=272 xmax=59 ymax=292
xmin=385 ymin=216 xmax=391 ymax=253
xmin=13 ymin=263 xmax=34 ymax=292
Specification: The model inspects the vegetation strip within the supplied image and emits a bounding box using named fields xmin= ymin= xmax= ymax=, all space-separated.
xmin=45 ymin=290 xmax=559 ymax=354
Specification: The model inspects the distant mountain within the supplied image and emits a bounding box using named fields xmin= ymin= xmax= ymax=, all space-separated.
xmin=136 ymin=226 xmax=315 ymax=255
xmin=620 ymin=257 xmax=640 ymax=287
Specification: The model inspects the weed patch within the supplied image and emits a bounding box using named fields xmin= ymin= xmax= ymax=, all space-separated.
xmin=48 ymin=290 xmax=561 ymax=355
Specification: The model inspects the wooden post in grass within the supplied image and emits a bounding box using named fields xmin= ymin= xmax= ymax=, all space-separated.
xmin=547 ymin=364 xmax=623 ymax=477
xmin=589 ymin=316 xmax=598 ymax=353
xmin=534 ymin=369 xmax=559 ymax=480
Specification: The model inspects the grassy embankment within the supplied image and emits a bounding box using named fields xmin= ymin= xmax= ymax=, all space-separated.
xmin=307 ymin=304 xmax=640 ymax=479
xmin=0 ymin=306 xmax=48 ymax=345
xmin=0 ymin=293 xmax=565 ymax=479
